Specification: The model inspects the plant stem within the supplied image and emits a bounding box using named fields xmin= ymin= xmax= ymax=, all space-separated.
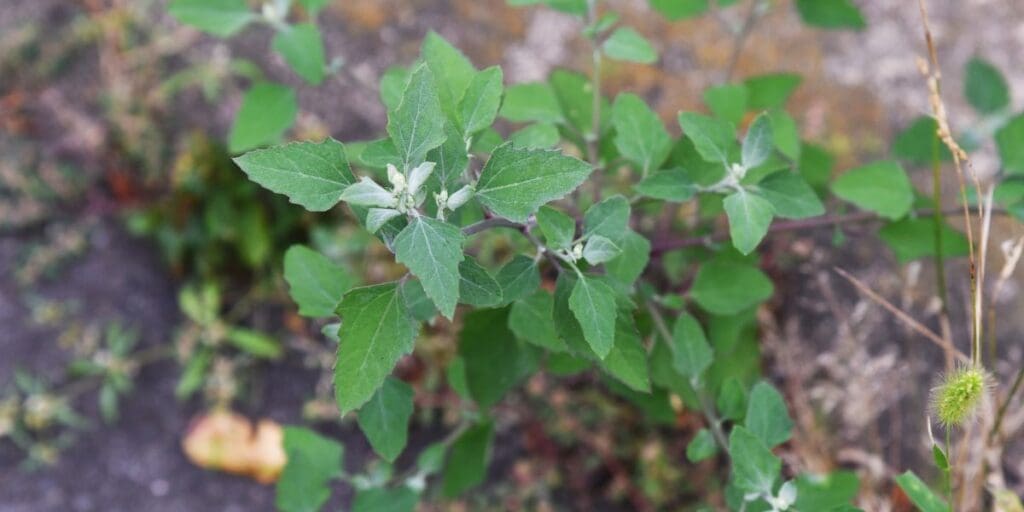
xmin=461 ymin=217 xmax=521 ymax=235
xmin=930 ymin=128 xmax=952 ymax=343
xmin=989 ymin=366 xmax=1024 ymax=442
xmin=722 ymin=0 xmax=762 ymax=83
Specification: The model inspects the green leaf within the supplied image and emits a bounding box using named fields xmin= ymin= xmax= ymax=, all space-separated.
xmin=799 ymin=142 xmax=835 ymax=192
xmin=507 ymin=0 xmax=588 ymax=15
xmin=569 ymin=275 xmax=618 ymax=358
xmin=283 ymin=245 xmax=356 ymax=317
xmin=357 ymin=377 xmax=414 ymax=463
xmin=745 ymin=381 xmax=793 ymax=448
xmin=686 ymin=429 xmax=718 ymax=462
xmin=690 ymin=259 xmax=774 ymax=315
xmin=744 ymin=73 xmax=802 ymax=110
xmin=600 ymin=308 xmax=651 ymax=392
xmin=717 ymin=377 xmax=748 ymax=421
xmin=704 ymin=83 xmax=749 ymax=126
xmin=475 ymin=143 xmax=592 ymax=222
xmin=393 ymin=217 xmax=465 ymax=319
xmin=758 ymin=171 xmax=825 ymax=219
xmin=495 ymin=255 xmax=541 ymax=304
xmin=933 ymin=444 xmax=949 ymax=471
xmin=380 ymin=66 xmax=411 ymax=112
xmin=794 ymin=471 xmax=860 ymax=511
xmin=500 ymin=83 xmax=564 ymax=124
xmin=225 ymin=328 xmax=283 ymax=359
xmin=670 ymin=311 xmax=712 ymax=379
xmin=427 ymin=121 xmax=470 ymax=188
xmin=767 ymin=108 xmax=801 ymax=161
xmin=272 ymin=23 xmax=326 ymax=85
xmin=276 ymin=427 xmax=343 ymax=512
xmin=893 ymin=116 xmax=951 ymax=166
xmin=299 ymin=0 xmax=331 ymax=16
xmin=795 ymin=0 xmax=866 ymax=30
xmin=650 ymin=0 xmax=708 ymax=20
xmin=536 ymin=206 xmax=576 ymax=249
xmin=228 ymin=83 xmax=298 ymax=153
xmin=509 ymin=290 xmax=566 ymax=351
xmin=612 ymin=93 xmax=672 ymax=173
xmin=602 ymin=27 xmax=658 ymax=64
xmin=387 ymin=64 xmax=447 ymax=168
xmin=335 ymin=283 xmax=416 ymax=414
xmin=458 ymin=258 xmax=504 ymax=307
xmin=965 ymin=57 xmax=1010 ymax=114
xmin=831 ymin=160 xmax=914 ymax=219
xmin=510 ymin=123 xmax=560 ymax=148
xmin=894 ymin=471 xmax=950 ymax=512
xmin=729 ymin=426 xmax=781 ymax=496
xmin=678 ymin=112 xmax=735 ymax=165
xmin=551 ymin=70 xmax=609 ymax=136
xmin=168 ymin=0 xmax=254 ymax=37
xmin=635 ymin=169 xmax=698 ymax=201
xmin=351 ymin=486 xmax=418 ymax=512
xmin=605 ymin=230 xmax=651 ymax=285
xmin=461 ymin=308 xmax=538 ymax=407
xmin=724 ymin=189 xmax=775 ymax=255
xmin=878 ymin=218 xmax=969 ymax=263
xmin=442 ymin=421 xmax=494 ymax=497
xmin=459 ymin=66 xmax=504 ymax=136
xmin=582 ymin=235 xmax=622 ymax=264
xmin=584 ymin=195 xmax=631 ymax=240
xmin=742 ymin=113 xmax=774 ymax=169
xmin=233 ymin=138 xmax=355 ymax=212
xmin=421 ymin=31 xmax=477 ymax=120
xmin=997 ymin=114 xmax=1024 ymax=174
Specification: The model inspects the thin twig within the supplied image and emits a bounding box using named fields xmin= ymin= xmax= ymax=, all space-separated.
xmin=722 ymin=0 xmax=761 ymax=83
xmin=461 ymin=217 xmax=521 ymax=236
xmin=833 ymin=267 xmax=969 ymax=364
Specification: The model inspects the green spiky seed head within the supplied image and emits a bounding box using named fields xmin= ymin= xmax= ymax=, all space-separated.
xmin=932 ymin=366 xmax=987 ymax=428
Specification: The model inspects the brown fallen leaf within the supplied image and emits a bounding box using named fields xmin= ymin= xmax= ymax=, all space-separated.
xmin=181 ymin=409 xmax=287 ymax=484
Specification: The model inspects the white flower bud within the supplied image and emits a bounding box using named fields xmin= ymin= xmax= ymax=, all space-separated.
xmin=339 ymin=177 xmax=398 ymax=208
xmin=386 ymin=164 xmax=405 ymax=193
xmin=572 ymin=243 xmax=584 ymax=261
xmin=445 ymin=185 xmax=473 ymax=211
xmin=407 ymin=161 xmax=435 ymax=196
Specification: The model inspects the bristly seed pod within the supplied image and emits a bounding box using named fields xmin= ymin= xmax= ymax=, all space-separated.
xmin=932 ymin=366 xmax=988 ymax=429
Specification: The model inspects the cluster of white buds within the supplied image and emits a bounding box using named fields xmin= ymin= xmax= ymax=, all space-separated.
xmin=339 ymin=161 xmax=477 ymax=231
xmin=570 ymin=242 xmax=584 ymax=262
xmin=261 ymin=0 xmax=290 ymax=24
xmin=434 ymin=184 xmax=473 ymax=221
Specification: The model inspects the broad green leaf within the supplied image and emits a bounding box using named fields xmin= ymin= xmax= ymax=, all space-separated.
xmin=717 ymin=377 xmax=748 ymax=421
xmin=704 ymin=83 xmax=749 ymax=125
xmin=225 ymin=328 xmax=282 ymax=359
xmin=650 ymin=0 xmax=708 ymax=20
xmin=794 ymin=471 xmax=860 ymax=511
xmin=458 ymin=258 xmax=503 ymax=307
xmin=421 ymin=31 xmax=476 ymax=120
xmin=461 ymin=308 xmax=538 ymax=407
xmin=799 ymin=142 xmax=835 ymax=193
xmin=767 ymin=109 xmax=801 ymax=161
xmin=894 ymin=471 xmax=950 ymax=512
xmin=569 ymin=274 xmax=618 ymax=358
xmin=742 ymin=113 xmax=774 ymax=169
xmin=355 ymin=138 xmax=401 ymax=169
xmin=599 ymin=308 xmax=651 ymax=392
xmin=893 ymin=116 xmax=951 ymax=166
xmin=678 ymin=112 xmax=735 ymax=165
xmin=417 ymin=442 xmax=447 ymax=476
xmin=475 ymin=143 xmax=592 ymax=222
xmin=670 ymin=311 xmax=712 ymax=379
xmin=510 ymin=123 xmax=560 ymax=148
xmin=459 ymin=66 xmax=504 ymax=136
xmin=472 ymin=127 xmax=505 ymax=153
xmin=283 ymin=245 xmax=356 ymax=317
xmin=508 ymin=0 xmax=588 ymax=15
xmin=724 ymin=189 xmax=775 ymax=255
xmin=272 ymin=23 xmax=326 ymax=85
xmin=536 ymin=206 xmax=576 ymax=249
xmin=690 ymin=259 xmax=774 ymax=315
xmin=553 ymin=273 xmax=598 ymax=356
xmin=340 ymin=178 xmax=398 ymax=208
xmin=393 ymin=217 xmax=465 ymax=319
xmin=965 ymin=57 xmax=1010 ymax=114
xmin=582 ymin=235 xmax=622 ymax=264
xmin=795 ymin=0 xmax=866 ymax=30
xmin=380 ymin=66 xmax=411 ymax=112
xmin=298 ymin=0 xmax=331 ymax=16
xmin=744 ymin=74 xmax=802 ymax=109
xmin=635 ymin=169 xmax=698 ymax=201
xmin=612 ymin=93 xmax=672 ymax=173
xmin=427 ymin=121 xmax=470 ymax=188
xmin=758 ymin=171 xmax=825 ymax=219
xmin=387 ymin=64 xmax=447 ymax=168
xmin=335 ymin=283 xmax=416 ymax=414
xmin=831 ymin=160 xmax=914 ymax=219
xmin=997 ymin=114 xmax=1024 ymax=174
xmin=357 ymin=377 xmax=414 ymax=463
xmin=500 ymin=83 xmax=563 ymax=124
xmin=233 ymin=138 xmax=355 ymax=212
xmin=442 ymin=421 xmax=494 ymax=497
xmin=729 ymin=426 xmax=781 ymax=496
xmin=602 ymin=27 xmax=658 ymax=64
xmin=686 ymin=429 xmax=718 ymax=462
xmin=276 ymin=427 xmax=343 ymax=512
xmin=495 ymin=255 xmax=541 ymax=304
xmin=168 ymin=0 xmax=254 ymax=37
xmin=584 ymin=195 xmax=631 ymax=241
xmin=366 ymin=208 xmax=403 ymax=233
xmin=605 ymin=230 xmax=651 ymax=285
xmin=401 ymin=279 xmax=436 ymax=322
xmin=878 ymin=218 xmax=969 ymax=263
xmin=228 ymin=83 xmax=298 ymax=153
xmin=509 ymin=290 xmax=566 ymax=352
xmin=551 ymin=70 xmax=610 ymax=137
xmin=745 ymin=381 xmax=793 ymax=448
xmin=351 ymin=487 xmax=418 ymax=512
